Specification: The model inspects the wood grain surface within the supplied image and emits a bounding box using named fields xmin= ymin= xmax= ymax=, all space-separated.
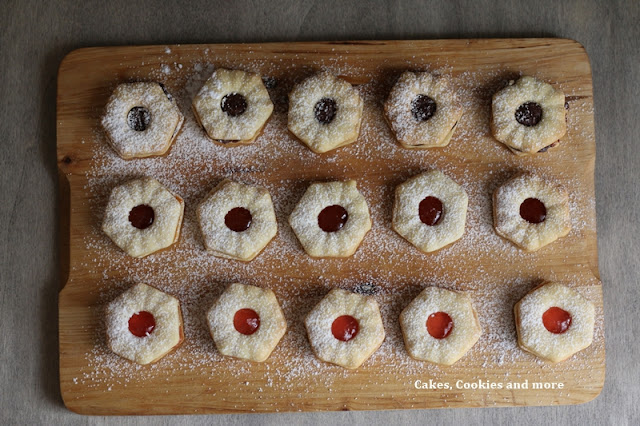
xmin=57 ymin=39 xmax=604 ymax=415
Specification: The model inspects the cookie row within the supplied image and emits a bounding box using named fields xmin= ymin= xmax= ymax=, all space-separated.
xmin=107 ymin=281 xmax=595 ymax=368
xmin=102 ymin=172 xmax=571 ymax=260
xmin=101 ymin=70 xmax=567 ymax=158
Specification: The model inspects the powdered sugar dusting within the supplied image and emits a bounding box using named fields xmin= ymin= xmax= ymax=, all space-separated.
xmin=65 ymin=47 xmax=603 ymax=410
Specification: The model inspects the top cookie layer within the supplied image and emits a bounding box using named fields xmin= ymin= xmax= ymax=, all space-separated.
xmin=491 ymin=76 xmax=566 ymax=154
xmin=192 ymin=68 xmax=274 ymax=142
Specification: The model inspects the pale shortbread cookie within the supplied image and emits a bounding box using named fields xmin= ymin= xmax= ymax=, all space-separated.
xmin=288 ymin=72 xmax=364 ymax=153
xmin=399 ymin=287 xmax=482 ymax=366
xmin=101 ymin=82 xmax=184 ymax=159
xmin=192 ymin=68 xmax=273 ymax=146
xmin=514 ymin=282 xmax=595 ymax=363
xmin=197 ymin=179 xmax=277 ymax=261
xmin=102 ymin=177 xmax=184 ymax=258
xmin=305 ymin=288 xmax=385 ymax=369
xmin=393 ymin=170 xmax=468 ymax=253
xmin=491 ymin=76 xmax=566 ymax=155
xmin=289 ymin=180 xmax=371 ymax=258
xmin=493 ymin=174 xmax=571 ymax=252
xmin=207 ymin=283 xmax=287 ymax=362
xmin=384 ymin=71 xmax=463 ymax=149
xmin=106 ymin=283 xmax=184 ymax=365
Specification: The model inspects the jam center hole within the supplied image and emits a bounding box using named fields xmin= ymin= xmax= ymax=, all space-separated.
xmin=221 ymin=93 xmax=248 ymax=117
xmin=127 ymin=106 xmax=151 ymax=131
xmin=419 ymin=196 xmax=444 ymax=226
xmin=426 ymin=311 xmax=454 ymax=339
xmin=128 ymin=204 xmax=155 ymax=230
xmin=515 ymin=101 xmax=543 ymax=126
xmin=411 ymin=94 xmax=437 ymax=122
xmin=224 ymin=207 xmax=252 ymax=232
xmin=233 ymin=308 xmax=260 ymax=335
xmin=128 ymin=311 xmax=156 ymax=337
xmin=318 ymin=204 xmax=349 ymax=232
xmin=314 ymin=97 xmax=338 ymax=124
xmin=542 ymin=307 xmax=572 ymax=334
xmin=519 ymin=198 xmax=547 ymax=224
xmin=331 ymin=315 xmax=359 ymax=342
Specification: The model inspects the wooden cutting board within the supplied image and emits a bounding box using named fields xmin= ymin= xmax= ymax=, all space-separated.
xmin=57 ymin=39 xmax=604 ymax=415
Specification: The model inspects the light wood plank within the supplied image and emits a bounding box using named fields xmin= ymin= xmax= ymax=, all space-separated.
xmin=57 ymin=39 xmax=604 ymax=415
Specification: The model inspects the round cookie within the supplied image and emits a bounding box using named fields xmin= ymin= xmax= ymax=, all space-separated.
xmin=289 ymin=180 xmax=371 ymax=258
xmin=384 ymin=71 xmax=463 ymax=149
xmin=514 ymin=282 xmax=595 ymax=363
xmin=399 ymin=287 xmax=482 ymax=366
xmin=106 ymin=283 xmax=184 ymax=365
xmin=491 ymin=76 xmax=566 ymax=155
xmin=207 ymin=283 xmax=287 ymax=362
xmin=102 ymin=177 xmax=184 ymax=258
xmin=192 ymin=68 xmax=274 ymax=146
xmin=493 ymin=174 xmax=571 ymax=252
xmin=101 ymin=82 xmax=184 ymax=159
xmin=393 ymin=170 xmax=468 ymax=253
xmin=305 ymin=288 xmax=385 ymax=369
xmin=197 ymin=179 xmax=277 ymax=261
xmin=288 ymin=72 xmax=364 ymax=153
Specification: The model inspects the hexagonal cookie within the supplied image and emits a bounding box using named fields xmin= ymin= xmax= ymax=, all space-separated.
xmin=400 ymin=287 xmax=482 ymax=365
xmin=101 ymin=82 xmax=184 ymax=159
xmin=207 ymin=283 xmax=287 ymax=362
xmin=515 ymin=282 xmax=595 ymax=363
xmin=289 ymin=180 xmax=371 ymax=258
xmin=197 ymin=179 xmax=278 ymax=261
xmin=288 ymin=72 xmax=364 ymax=153
xmin=384 ymin=71 xmax=463 ymax=149
xmin=393 ymin=170 xmax=468 ymax=253
xmin=491 ymin=76 xmax=566 ymax=155
xmin=493 ymin=174 xmax=571 ymax=251
xmin=305 ymin=288 xmax=385 ymax=369
xmin=192 ymin=68 xmax=273 ymax=146
xmin=106 ymin=283 xmax=184 ymax=365
xmin=102 ymin=177 xmax=184 ymax=258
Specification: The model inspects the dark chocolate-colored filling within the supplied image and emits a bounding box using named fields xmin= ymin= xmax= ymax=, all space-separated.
xmin=411 ymin=94 xmax=437 ymax=122
xmin=221 ymin=93 xmax=248 ymax=117
xmin=129 ymin=204 xmax=155 ymax=229
xmin=262 ymin=76 xmax=277 ymax=89
xmin=419 ymin=196 xmax=444 ymax=226
xmin=519 ymin=198 xmax=546 ymax=223
xmin=515 ymin=102 xmax=543 ymax=126
xmin=353 ymin=283 xmax=379 ymax=295
xmin=537 ymin=141 xmax=558 ymax=153
xmin=224 ymin=207 xmax=252 ymax=232
xmin=314 ymin=98 xmax=337 ymax=124
xmin=127 ymin=106 xmax=151 ymax=131
xmin=318 ymin=204 xmax=348 ymax=232
xmin=158 ymin=82 xmax=173 ymax=101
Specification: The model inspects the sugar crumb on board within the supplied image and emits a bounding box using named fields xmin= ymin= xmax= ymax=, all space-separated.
xmin=71 ymin=54 xmax=603 ymax=401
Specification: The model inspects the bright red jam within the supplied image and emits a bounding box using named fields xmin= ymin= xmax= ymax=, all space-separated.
xmin=128 ymin=311 xmax=156 ymax=337
xmin=233 ymin=308 xmax=260 ymax=335
xmin=426 ymin=312 xmax=454 ymax=339
xmin=542 ymin=307 xmax=572 ymax=334
xmin=331 ymin=315 xmax=359 ymax=342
